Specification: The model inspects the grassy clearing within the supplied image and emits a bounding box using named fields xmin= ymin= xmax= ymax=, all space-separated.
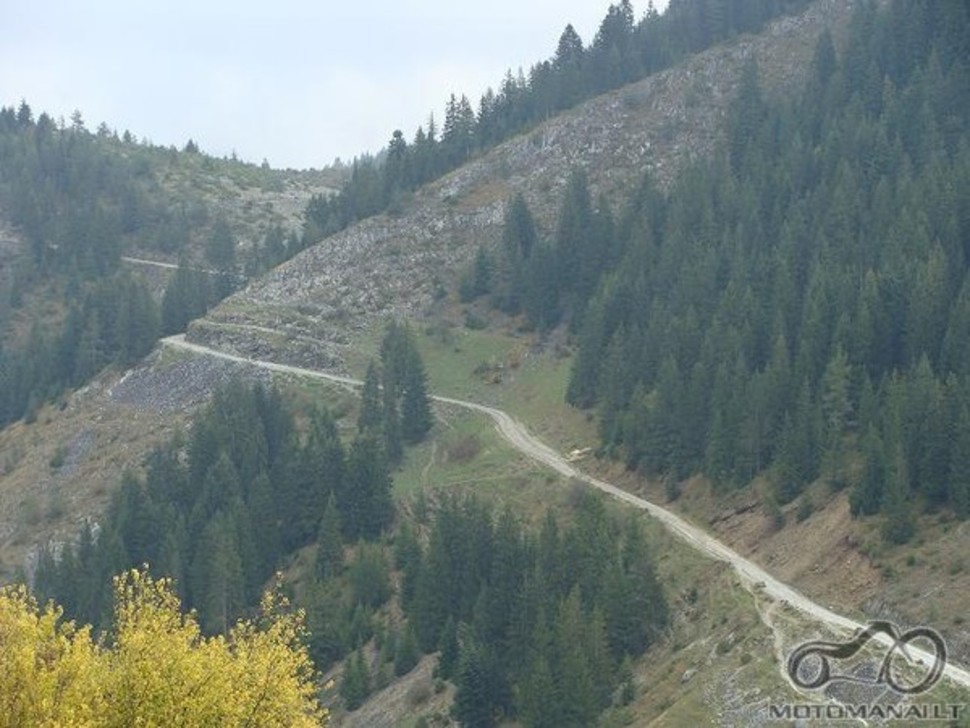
xmin=392 ymin=405 xmax=571 ymax=526
xmin=409 ymin=322 xmax=598 ymax=451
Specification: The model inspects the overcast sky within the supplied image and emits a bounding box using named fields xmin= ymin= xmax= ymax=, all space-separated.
xmin=1 ymin=1 xmax=668 ymax=170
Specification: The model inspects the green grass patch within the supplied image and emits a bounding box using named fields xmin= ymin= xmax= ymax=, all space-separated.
xmin=392 ymin=406 xmax=566 ymax=524
xmin=409 ymin=324 xmax=597 ymax=451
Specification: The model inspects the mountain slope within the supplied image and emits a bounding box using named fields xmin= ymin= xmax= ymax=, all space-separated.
xmin=190 ymin=0 xmax=852 ymax=367
xmin=6 ymin=0 xmax=970 ymax=722
xmin=165 ymin=334 xmax=970 ymax=691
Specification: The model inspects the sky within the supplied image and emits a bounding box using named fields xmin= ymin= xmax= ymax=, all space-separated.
xmin=0 ymin=1 xmax=667 ymax=170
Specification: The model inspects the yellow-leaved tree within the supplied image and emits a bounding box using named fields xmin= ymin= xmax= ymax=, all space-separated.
xmin=0 ymin=569 xmax=326 ymax=727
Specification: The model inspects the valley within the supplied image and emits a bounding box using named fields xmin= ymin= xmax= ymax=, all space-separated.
xmin=2 ymin=0 xmax=970 ymax=724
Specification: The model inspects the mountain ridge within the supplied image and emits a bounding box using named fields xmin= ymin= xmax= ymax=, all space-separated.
xmin=189 ymin=0 xmax=852 ymax=369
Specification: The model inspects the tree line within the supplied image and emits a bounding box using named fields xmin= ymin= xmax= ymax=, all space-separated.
xmin=403 ymin=494 xmax=667 ymax=727
xmin=0 ymin=272 xmax=160 ymax=426
xmin=464 ymin=1 xmax=970 ymax=543
xmin=0 ymin=102 xmax=253 ymax=427
xmin=0 ymin=102 xmax=226 ymax=277
xmin=298 ymin=0 xmax=812 ymax=247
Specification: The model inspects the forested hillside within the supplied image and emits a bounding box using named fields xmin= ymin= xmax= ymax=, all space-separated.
xmin=0 ymin=104 xmax=328 ymax=428
xmin=32 ymin=321 xmax=432 ymax=633
xmin=31 ymin=325 xmax=669 ymax=726
xmin=301 ymin=0 xmax=813 ymax=241
xmin=517 ymin=0 xmax=970 ymax=543
xmin=8 ymin=0 xmax=970 ymax=722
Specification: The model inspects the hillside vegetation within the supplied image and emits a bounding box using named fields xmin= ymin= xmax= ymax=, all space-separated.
xmin=553 ymin=1 xmax=970 ymax=543
xmin=301 ymin=0 xmax=813 ymax=242
xmin=5 ymin=0 xmax=970 ymax=724
xmin=0 ymin=569 xmax=325 ymax=727
xmin=0 ymin=106 xmax=337 ymax=428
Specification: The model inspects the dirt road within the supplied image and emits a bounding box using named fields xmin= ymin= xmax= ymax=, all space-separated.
xmin=121 ymin=256 xmax=244 ymax=279
xmin=161 ymin=334 xmax=970 ymax=694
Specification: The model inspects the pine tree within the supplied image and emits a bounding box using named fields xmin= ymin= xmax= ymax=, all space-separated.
xmin=401 ymin=346 xmax=433 ymax=444
xmin=820 ymin=346 xmax=852 ymax=479
xmin=247 ymin=472 xmax=281 ymax=577
xmin=519 ymin=655 xmax=559 ymax=728
xmin=604 ymin=517 xmax=667 ymax=658
xmin=728 ymin=56 xmax=767 ymax=172
xmin=395 ymin=520 xmax=422 ymax=609
xmin=774 ymin=414 xmax=803 ymax=503
xmin=453 ymin=633 xmax=496 ymax=728
xmin=349 ymin=542 xmax=391 ymax=608
xmin=394 ymin=624 xmax=420 ymax=676
xmin=554 ymin=589 xmax=598 ymax=727
xmin=412 ymin=559 xmax=447 ymax=653
xmin=357 ymin=361 xmax=383 ymax=434
xmin=340 ymin=650 xmax=372 ymax=711
xmin=435 ymin=615 xmax=459 ymax=679
xmin=206 ymin=217 xmax=236 ymax=270
xmin=502 ymin=193 xmax=538 ymax=262
xmin=316 ymin=494 xmax=344 ymax=581
xmin=344 ymin=436 xmax=393 ymax=540
xmin=190 ymin=513 xmax=245 ymax=635
xmin=949 ymin=405 xmax=970 ymax=519
xmin=382 ymin=388 xmax=403 ymax=465
xmin=882 ymin=443 xmax=915 ymax=545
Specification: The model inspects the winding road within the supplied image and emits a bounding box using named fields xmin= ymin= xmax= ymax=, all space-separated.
xmin=121 ymin=256 xmax=246 ymax=280
xmin=161 ymin=333 xmax=970 ymax=695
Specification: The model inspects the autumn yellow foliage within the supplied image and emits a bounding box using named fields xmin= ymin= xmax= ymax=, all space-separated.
xmin=0 ymin=569 xmax=326 ymax=727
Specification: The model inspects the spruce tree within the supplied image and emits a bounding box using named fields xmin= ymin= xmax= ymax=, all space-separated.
xmin=401 ymin=347 xmax=433 ymax=444
xmin=519 ymin=655 xmax=559 ymax=728
xmin=206 ymin=217 xmax=236 ymax=270
xmin=395 ymin=520 xmax=422 ymax=609
xmin=340 ymin=650 xmax=372 ymax=711
xmin=316 ymin=493 xmax=343 ymax=581
xmin=820 ymin=346 xmax=852 ymax=479
xmin=349 ymin=542 xmax=391 ymax=608
xmin=246 ymin=472 xmax=281 ymax=577
xmin=394 ymin=624 xmax=420 ymax=676
xmin=554 ymin=588 xmax=598 ymax=727
xmin=436 ymin=616 xmax=459 ymax=679
xmin=453 ymin=634 xmax=496 ymax=728
xmin=358 ymin=360 xmax=383 ymax=434
xmin=882 ymin=445 xmax=915 ymax=545
xmin=949 ymin=405 xmax=970 ymax=519
xmin=382 ymin=380 xmax=403 ymax=465
xmin=190 ymin=513 xmax=245 ymax=635
xmin=345 ymin=436 xmax=393 ymax=540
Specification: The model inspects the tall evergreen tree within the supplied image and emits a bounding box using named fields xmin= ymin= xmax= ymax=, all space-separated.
xmin=453 ymin=632 xmax=498 ymax=728
xmin=949 ymin=405 xmax=970 ymax=520
xmin=358 ymin=360 xmax=383 ymax=434
xmin=883 ymin=443 xmax=915 ymax=545
xmin=401 ymin=346 xmax=434 ymax=444
xmin=340 ymin=650 xmax=372 ymax=711
xmin=344 ymin=436 xmax=393 ymax=540
xmin=316 ymin=493 xmax=344 ymax=581
xmin=206 ymin=217 xmax=236 ymax=270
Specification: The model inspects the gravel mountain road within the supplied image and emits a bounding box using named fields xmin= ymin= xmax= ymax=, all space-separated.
xmin=161 ymin=334 xmax=970 ymax=694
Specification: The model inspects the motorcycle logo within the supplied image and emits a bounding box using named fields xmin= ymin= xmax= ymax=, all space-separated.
xmin=787 ymin=621 xmax=947 ymax=695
